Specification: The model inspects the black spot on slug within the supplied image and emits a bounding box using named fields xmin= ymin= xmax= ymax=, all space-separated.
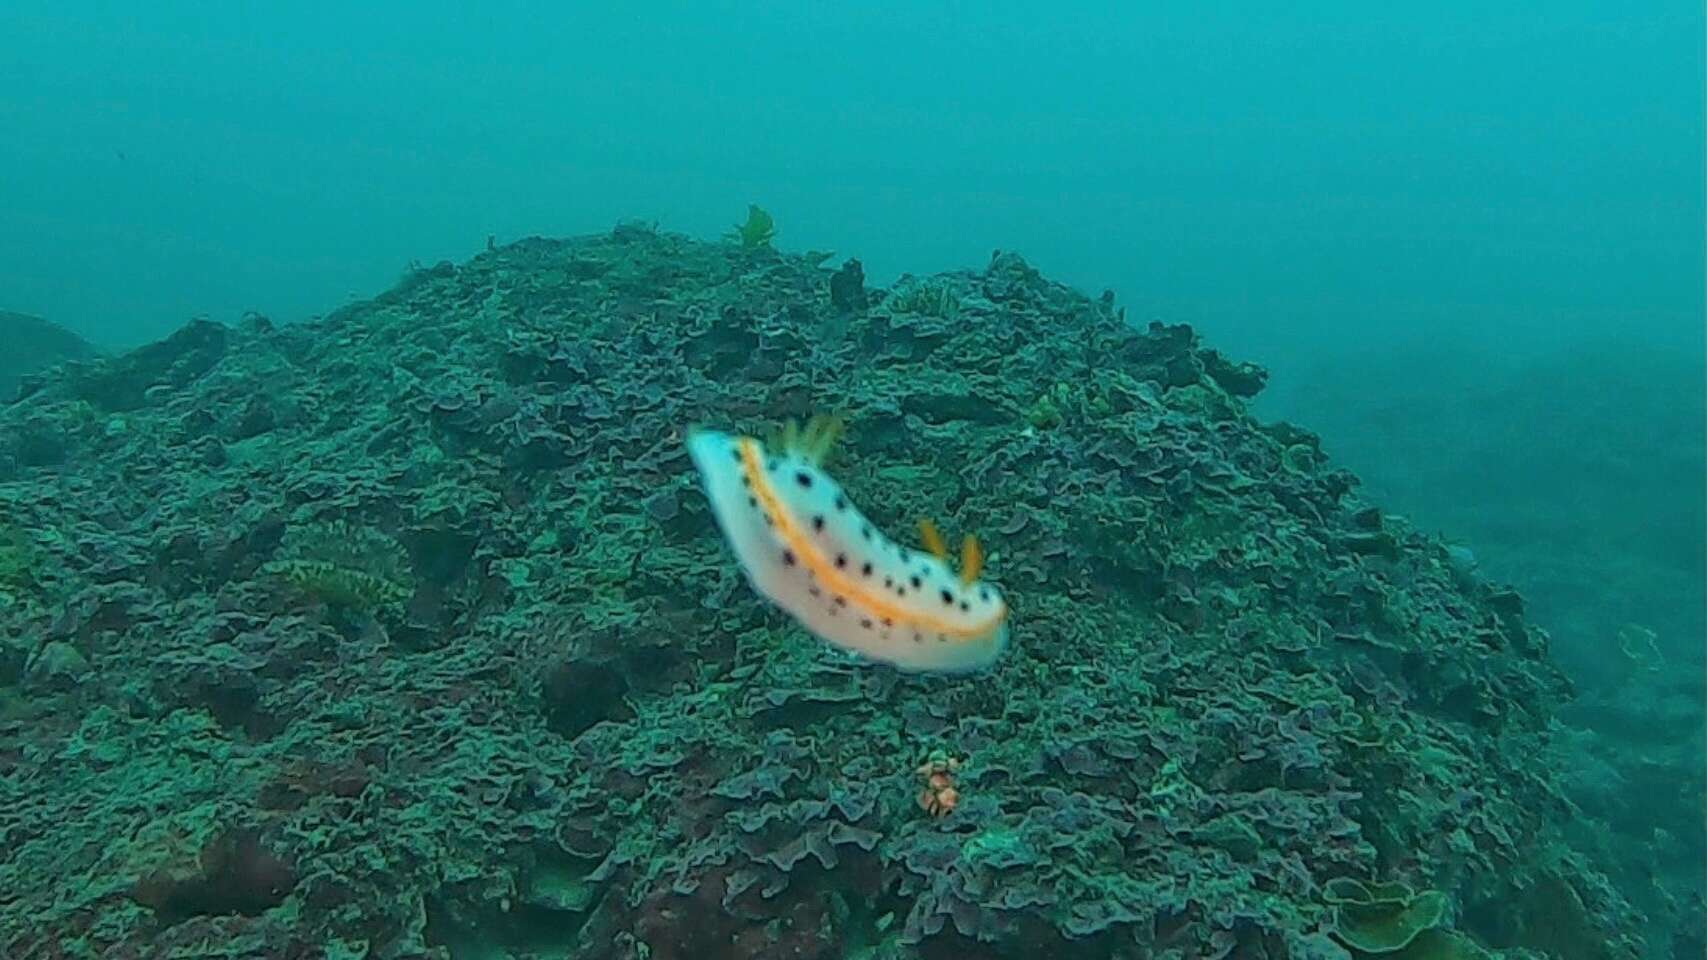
xmin=834 ymin=553 xmax=847 ymax=569
xmin=959 ymin=601 xmax=970 ymax=612
xmin=940 ymin=589 xmax=954 ymax=605
xmin=860 ymin=618 xmax=872 ymax=629
xmin=795 ymin=471 xmax=813 ymax=488
xmin=834 ymin=595 xmax=848 ymax=606
xmin=812 ymin=514 xmax=825 ymax=532
xmin=910 ymin=575 xmax=922 ymax=589
xmin=834 ymin=495 xmax=847 ymax=511
xmin=781 ymin=549 xmax=796 ymax=566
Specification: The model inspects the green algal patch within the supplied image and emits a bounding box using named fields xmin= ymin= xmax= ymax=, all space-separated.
xmin=729 ymin=204 xmax=776 ymax=248
xmin=888 ymin=278 xmax=962 ymax=320
xmin=261 ymin=519 xmax=414 ymax=615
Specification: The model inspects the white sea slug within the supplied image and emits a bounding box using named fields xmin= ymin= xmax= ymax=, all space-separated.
xmin=686 ymin=417 xmax=1009 ymax=673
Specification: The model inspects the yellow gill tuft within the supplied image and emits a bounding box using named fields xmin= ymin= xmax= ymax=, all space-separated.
xmin=960 ymin=534 xmax=984 ymax=585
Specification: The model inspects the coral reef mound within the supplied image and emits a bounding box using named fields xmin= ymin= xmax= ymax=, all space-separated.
xmin=0 ymin=227 xmax=1643 ymax=959
xmin=0 ymin=309 xmax=100 ymax=402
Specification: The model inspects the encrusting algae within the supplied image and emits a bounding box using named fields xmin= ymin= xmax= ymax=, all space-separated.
xmin=686 ymin=415 xmax=1009 ymax=672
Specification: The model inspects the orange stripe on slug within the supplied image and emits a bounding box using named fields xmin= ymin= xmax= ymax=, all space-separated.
xmin=738 ymin=439 xmax=1004 ymax=640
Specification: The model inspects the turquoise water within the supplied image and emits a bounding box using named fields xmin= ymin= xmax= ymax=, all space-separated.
xmin=0 ymin=5 xmax=1700 ymax=958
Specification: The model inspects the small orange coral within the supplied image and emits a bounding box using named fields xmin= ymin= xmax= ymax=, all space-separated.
xmin=915 ymin=753 xmax=963 ymax=817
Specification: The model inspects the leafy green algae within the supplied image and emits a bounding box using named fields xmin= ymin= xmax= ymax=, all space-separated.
xmin=728 ymin=203 xmax=776 ymax=248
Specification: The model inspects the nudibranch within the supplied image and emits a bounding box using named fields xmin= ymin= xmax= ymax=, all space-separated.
xmin=686 ymin=417 xmax=1009 ymax=673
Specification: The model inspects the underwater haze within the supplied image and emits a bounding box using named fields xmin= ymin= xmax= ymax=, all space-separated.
xmin=4 ymin=4 xmax=1701 ymax=359
xmin=1 ymin=3 xmax=1703 ymax=959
